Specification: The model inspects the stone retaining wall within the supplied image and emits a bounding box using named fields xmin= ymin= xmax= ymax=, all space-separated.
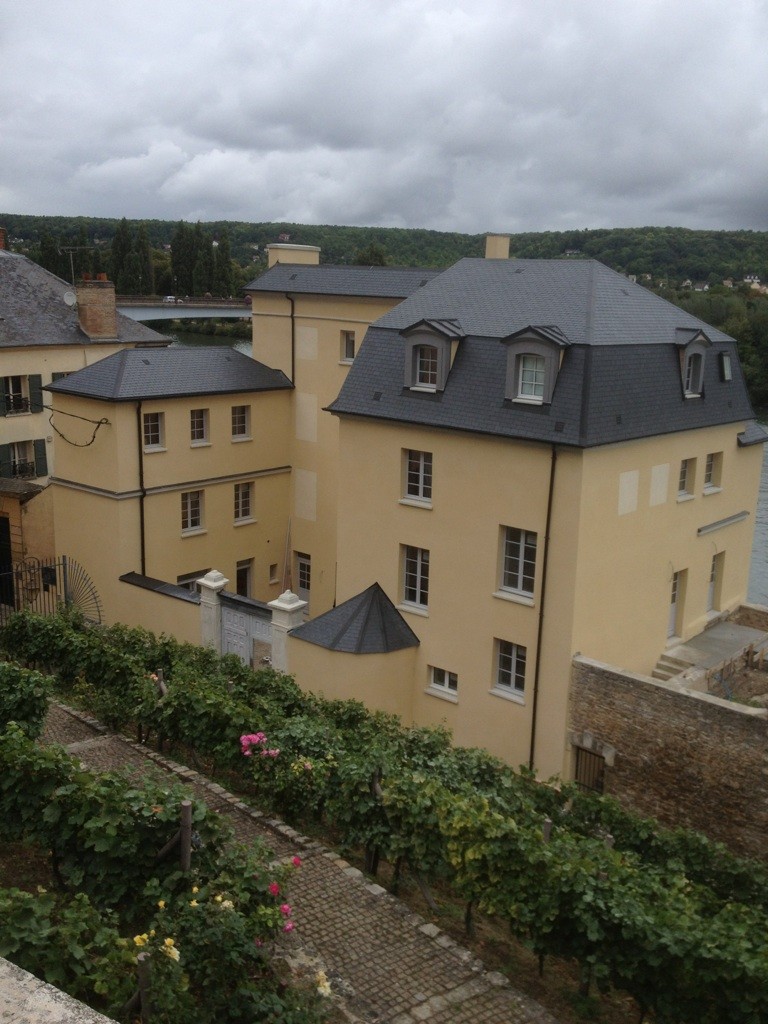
xmin=569 ymin=656 xmax=768 ymax=860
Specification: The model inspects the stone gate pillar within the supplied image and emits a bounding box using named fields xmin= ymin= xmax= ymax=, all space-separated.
xmin=198 ymin=570 xmax=229 ymax=652
xmin=267 ymin=590 xmax=307 ymax=672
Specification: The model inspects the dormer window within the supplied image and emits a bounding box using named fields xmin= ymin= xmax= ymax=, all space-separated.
xmin=677 ymin=329 xmax=711 ymax=398
xmin=502 ymin=326 xmax=568 ymax=406
xmin=415 ymin=345 xmax=438 ymax=388
xmin=402 ymin=318 xmax=463 ymax=393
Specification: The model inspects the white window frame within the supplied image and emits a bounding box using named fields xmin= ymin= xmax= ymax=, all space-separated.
xmin=518 ymin=354 xmax=547 ymax=401
xmin=402 ymin=449 xmax=433 ymax=505
xmin=415 ymin=345 xmax=438 ymax=389
xmin=234 ymin=481 xmax=254 ymax=523
xmin=190 ymin=408 xmax=209 ymax=446
xmin=428 ymin=666 xmax=458 ymax=701
xmin=499 ymin=526 xmax=537 ymax=599
xmin=143 ymin=411 xmax=165 ymax=451
xmin=492 ymin=639 xmax=527 ymax=701
xmin=340 ymin=330 xmax=356 ymax=363
xmin=181 ymin=490 xmax=204 ymax=533
xmin=231 ymin=405 xmax=251 ymax=440
xmin=3 ymin=375 xmax=30 ymax=415
xmin=677 ymin=458 xmax=696 ymax=500
xmin=402 ymin=545 xmax=430 ymax=611
xmin=703 ymin=452 xmax=722 ymax=494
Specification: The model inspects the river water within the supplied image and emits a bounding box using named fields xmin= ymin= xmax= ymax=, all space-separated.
xmin=167 ymin=331 xmax=768 ymax=605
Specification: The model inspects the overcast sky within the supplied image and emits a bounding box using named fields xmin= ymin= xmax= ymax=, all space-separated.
xmin=1 ymin=0 xmax=766 ymax=234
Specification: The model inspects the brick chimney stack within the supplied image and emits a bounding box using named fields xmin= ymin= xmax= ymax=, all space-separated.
xmin=76 ymin=274 xmax=118 ymax=339
xmin=0 ymin=227 xmax=7 ymax=250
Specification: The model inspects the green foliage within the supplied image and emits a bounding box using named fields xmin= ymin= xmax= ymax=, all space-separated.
xmin=6 ymin=610 xmax=768 ymax=1021
xmin=0 ymin=661 xmax=52 ymax=737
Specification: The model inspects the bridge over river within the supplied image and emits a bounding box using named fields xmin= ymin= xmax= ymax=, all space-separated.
xmin=117 ymin=297 xmax=251 ymax=322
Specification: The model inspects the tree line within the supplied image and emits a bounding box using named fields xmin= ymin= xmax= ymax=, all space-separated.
xmin=3 ymin=213 xmax=768 ymax=411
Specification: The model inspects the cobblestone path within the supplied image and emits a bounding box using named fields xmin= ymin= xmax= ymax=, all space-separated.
xmin=38 ymin=703 xmax=559 ymax=1024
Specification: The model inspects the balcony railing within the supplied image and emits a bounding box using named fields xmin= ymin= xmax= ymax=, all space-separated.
xmin=11 ymin=460 xmax=36 ymax=479
xmin=5 ymin=396 xmax=30 ymax=415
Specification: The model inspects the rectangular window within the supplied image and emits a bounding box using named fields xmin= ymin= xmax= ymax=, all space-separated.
xmin=494 ymin=639 xmax=526 ymax=696
xmin=2 ymin=375 xmax=29 ymax=414
xmin=231 ymin=405 xmax=250 ymax=439
xmin=143 ymin=412 xmax=164 ymax=450
xmin=416 ymin=345 xmax=438 ymax=388
xmin=678 ymin=458 xmax=696 ymax=498
xmin=190 ymin=408 xmax=209 ymax=445
xmin=181 ymin=490 xmax=203 ymax=532
xmin=405 ymin=449 xmax=433 ymax=502
xmin=269 ymin=562 xmax=279 ymax=584
xmin=9 ymin=441 xmax=35 ymax=479
xmin=176 ymin=569 xmax=209 ymax=592
xmin=341 ymin=330 xmax=356 ymax=362
xmin=518 ymin=355 xmax=546 ymax=400
xmin=501 ymin=527 xmax=537 ymax=596
xmin=234 ymin=481 xmax=253 ymax=522
xmin=295 ymin=552 xmax=311 ymax=614
xmin=236 ymin=558 xmax=252 ymax=597
xmin=703 ymin=452 xmax=722 ymax=492
xmin=684 ymin=352 xmax=704 ymax=395
xmin=430 ymin=666 xmax=458 ymax=695
xmin=402 ymin=545 xmax=429 ymax=608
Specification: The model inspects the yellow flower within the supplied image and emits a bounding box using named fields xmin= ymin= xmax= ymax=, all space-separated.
xmin=162 ymin=945 xmax=181 ymax=962
xmin=189 ymin=899 xmax=198 ymax=907
xmin=157 ymin=900 xmax=166 ymax=909
xmin=191 ymin=886 xmax=199 ymax=894
xmin=214 ymin=894 xmax=223 ymax=903
xmin=133 ymin=934 xmax=149 ymax=947
xmin=163 ymin=937 xmax=175 ymax=947
xmin=149 ymin=930 xmax=156 ymax=938
xmin=220 ymin=899 xmax=234 ymax=910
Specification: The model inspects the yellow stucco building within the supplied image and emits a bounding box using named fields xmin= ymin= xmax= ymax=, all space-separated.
xmin=43 ymin=236 xmax=766 ymax=780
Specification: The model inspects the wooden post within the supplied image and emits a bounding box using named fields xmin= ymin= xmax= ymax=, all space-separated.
xmin=137 ymin=951 xmax=152 ymax=1023
xmin=180 ymin=800 xmax=193 ymax=872
xmin=542 ymin=817 xmax=553 ymax=842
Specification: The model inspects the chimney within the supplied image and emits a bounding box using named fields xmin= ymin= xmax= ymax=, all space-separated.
xmin=76 ymin=276 xmax=118 ymax=339
xmin=266 ymin=243 xmax=321 ymax=268
xmin=485 ymin=234 xmax=511 ymax=260
xmin=0 ymin=227 xmax=7 ymax=250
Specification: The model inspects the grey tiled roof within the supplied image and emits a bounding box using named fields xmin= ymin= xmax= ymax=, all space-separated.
xmin=246 ymin=264 xmax=441 ymax=298
xmin=45 ymin=347 xmax=292 ymax=401
xmin=375 ymin=258 xmax=736 ymax=345
xmin=290 ymin=582 xmax=420 ymax=653
xmin=0 ymin=251 xmax=165 ymax=348
xmin=329 ymin=259 xmax=757 ymax=449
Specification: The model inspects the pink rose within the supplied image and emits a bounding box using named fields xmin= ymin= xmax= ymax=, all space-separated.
xmin=283 ymin=921 xmax=295 ymax=932
xmin=279 ymin=903 xmax=292 ymax=916
xmin=268 ymin=882 xmax=280 ymax=896
xmin=291 ymin=856 xmax=302 ymax=868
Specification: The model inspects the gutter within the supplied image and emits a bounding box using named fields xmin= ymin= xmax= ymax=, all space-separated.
xmin=287 ymin=294 xmax=296 ymax=384
xmin=528 ymin=443 xmax=557 ymax=771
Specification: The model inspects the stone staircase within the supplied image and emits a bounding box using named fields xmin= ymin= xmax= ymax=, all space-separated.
xmin=651 ymin=652 xmax=693 ymax=681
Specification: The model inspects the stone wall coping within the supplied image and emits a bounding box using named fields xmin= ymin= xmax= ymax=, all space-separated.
xmin=0 ymin=957 xmax=118 ymax=1023
xmin=572 ymin=654 xmax=768 ymax=720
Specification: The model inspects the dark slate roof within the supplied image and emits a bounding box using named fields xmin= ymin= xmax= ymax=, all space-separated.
xmin=375 ymin=258 xmax=737 ymax=346
xmin=329 ymin=258 xmax=757 ymax=449
xmin=290 ymin=582 xmax=420 ymax=654
xmin=0 ymin=250 xmax=165 ymax=348
xmin=246 ymin=264 xmax=441 ymax=299
xmin=45 ymin=347 xmax=292 ymax=402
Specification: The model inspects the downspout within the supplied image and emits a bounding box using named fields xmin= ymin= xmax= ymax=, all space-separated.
xmin=136 ymin=402 xmax=147 ymax=576
xmin=287 ymin=294 xmax=296 ymax=384
xmin=528 ymin=443 xmax=557 ymax=771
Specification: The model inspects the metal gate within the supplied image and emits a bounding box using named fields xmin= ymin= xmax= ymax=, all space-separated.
xmin=0 ymin=556 xmax=102 ymax=626
xmin=574 ymin=746 xmax=606 ymax=794
xmin=220 ymin=592 xmax=272 ymax=666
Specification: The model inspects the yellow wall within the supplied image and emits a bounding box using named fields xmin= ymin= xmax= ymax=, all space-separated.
xmin=250 ymin=290 xmax=408 ymax=617
xmin=571 ymin=423 xmax=762 ymax=676
xmin=51 ymin=387 xmax=293 ymax=628
xmin=287 ymin=640 xmax=417 ymax=720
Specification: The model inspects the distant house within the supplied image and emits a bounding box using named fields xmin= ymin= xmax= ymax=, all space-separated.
xmin=0 ymin=228 xmax=165 ymax=566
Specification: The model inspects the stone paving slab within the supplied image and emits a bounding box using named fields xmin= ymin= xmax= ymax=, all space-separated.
xmin=0 ymin=958 xmax=116 ymax=1024
xmin=21 ymin=703 xmax=560 ymax=1024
